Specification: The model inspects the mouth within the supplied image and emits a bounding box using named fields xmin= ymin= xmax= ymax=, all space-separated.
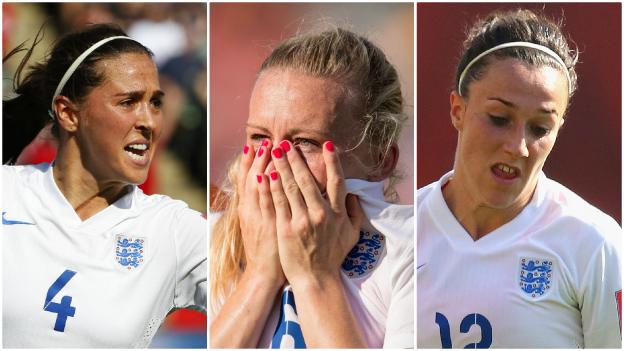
xmin=124 ymin=143 xmax=150 ymax=164
xmin=491 ymin=163 xmax=520 ymax=181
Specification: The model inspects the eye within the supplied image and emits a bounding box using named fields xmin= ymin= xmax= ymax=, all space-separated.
xmin=488 ymin=114 xmax=509 ymax=127
xmin=530 ymin=125 xmax=550 ymax=138
xmin=120 ymin=98 xmax=135 ymax=107
xmin=151 ymin=97 xmax=163 ymax=109
xmin=249 ymin=133 xmax=269 ymax=147
xmin=293 ymin=138 xmax=320 ymax=150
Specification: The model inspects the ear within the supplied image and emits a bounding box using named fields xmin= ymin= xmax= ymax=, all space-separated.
xmin=52 ymin=96 xmax=80 ymax=133
xmin=450 ymin=90 xmax=467 ymax=132
xmin=368 ymin=142 xmax=399 ymax=182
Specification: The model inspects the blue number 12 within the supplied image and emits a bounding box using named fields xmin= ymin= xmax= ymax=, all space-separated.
xmin=43 ymin=270 xmax=77 ymax=332
xmin=435 ymin=312 xmax=492 ymax=348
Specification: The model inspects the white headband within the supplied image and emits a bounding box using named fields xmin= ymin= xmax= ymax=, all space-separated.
xmin=48 ymin=36 xmax=137 ymax=120
xmin=458 ymin=41 xmax=572 ymax=96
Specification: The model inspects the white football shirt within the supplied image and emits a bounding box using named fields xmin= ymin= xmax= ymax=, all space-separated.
xmin=2 ymin=163 xmax=207 ymax=347
xmin=417 ymin=171 xmax=622 ymax=348
xmin=211 ymin=179 xmax=414 ymax=348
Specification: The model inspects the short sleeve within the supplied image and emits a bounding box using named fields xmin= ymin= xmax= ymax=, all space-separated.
xmin=383 ymin=243 xmax=414 ymax=348
xmin=579 ymin=224 xmax=622 ymax=348
xmin=173 ymin=208 xmax=207 ymax=313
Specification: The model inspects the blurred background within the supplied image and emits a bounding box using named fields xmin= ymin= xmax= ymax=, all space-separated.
xmin=210 ymin=3 xmax=414 ymax=206
xmin=2 ymin=3 xmax=207 ymax=348
xmin=417 ymin=3 xmax=621 ymax=224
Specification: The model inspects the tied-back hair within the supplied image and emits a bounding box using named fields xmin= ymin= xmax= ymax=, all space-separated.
xmin=210 ymin=27 xmax=407 ymax=313
xmin=456 ymin=9 xmax=579 ymax=101
xmin=3 ymin=23 xmax=153 ymax=164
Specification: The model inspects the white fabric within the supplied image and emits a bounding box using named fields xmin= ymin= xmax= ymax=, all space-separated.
xmin=417 ymin=171 xmax=622 ymax=348
xmin=2 ymin=163 xmax=206 ymax=348
xmin=219 ymin=179 xmax=414 ymax=348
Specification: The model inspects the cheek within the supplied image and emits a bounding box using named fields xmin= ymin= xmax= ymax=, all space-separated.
xmin=300 ymin=153 xmax=327 ymax=191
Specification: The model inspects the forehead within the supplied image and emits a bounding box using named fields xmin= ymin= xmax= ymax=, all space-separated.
xmin=248 ymin=68 xmax=358 ymax=133
xmin=94 ymin=53 xmax=159 ymax=91
xmin=469 ymin=58 xmax=569 ymax=113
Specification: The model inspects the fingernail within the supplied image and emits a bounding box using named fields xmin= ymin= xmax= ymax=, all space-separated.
xmin=258 ymin=147 xmax=264 ymax=157
xmin=279 ymin=140 xmax=291 ymax=152
xmin=261 ymin=139 xmax=269 ymax=147
xmin=243 ymin=145 xmax=250 ymax=155
xmin=325 ymin=141 xmax=335 ymax=152
xmin=256 ymin=174 xmax=262 ymax=183
xmin=270 ymin=171 xmax=278 ymax=181
xmin=272 ymin=147 xmax=283 ymax=159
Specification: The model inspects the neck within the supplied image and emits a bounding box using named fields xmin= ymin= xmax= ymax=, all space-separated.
xmin=54 ymin=142 xmax=130 ymax=221
xmin=442 ymin=173 xmax=531 ymax=241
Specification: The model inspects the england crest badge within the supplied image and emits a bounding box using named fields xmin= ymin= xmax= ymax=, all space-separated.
xmin=341 ymin=230 xmax=386 ymax=278
xmin=519 ymin=257 xmax=554 ymax=298
xmin=115 ymin=235 xmax=146 ymax=270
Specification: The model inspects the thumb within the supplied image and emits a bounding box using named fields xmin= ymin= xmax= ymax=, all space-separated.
xmin=345 ymin=193 xmax=364 ymax=230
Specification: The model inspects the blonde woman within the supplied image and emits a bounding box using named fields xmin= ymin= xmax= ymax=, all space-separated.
xmin=210 ymin=28 xmax=414 ymax=348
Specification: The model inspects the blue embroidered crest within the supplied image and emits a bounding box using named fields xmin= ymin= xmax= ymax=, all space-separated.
xmin=519 ymin=257 xmax=553 ymax=298
xmin=115 ymin=235 xmax=145 ymax=270
xmin=341 ymin=230 xmax=385 ymax=278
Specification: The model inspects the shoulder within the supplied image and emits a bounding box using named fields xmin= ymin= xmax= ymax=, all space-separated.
xmin=417 ymin=171 xmax=452 ymax=206
xmin=3 ymin=163 xmax=50 ymax=198
xmin=540 ymin=176 xmax=620 ymax=249
xmin=417 ymin=180 xmax=438 ymax=203
xmin=3 ymin=163 xmax=49 ymax=183
xmin=133 ymin=189 xmax=205 ymax=226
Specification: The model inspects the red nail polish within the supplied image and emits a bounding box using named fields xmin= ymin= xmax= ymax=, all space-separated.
xmin=272 ymin=147 xmax=283 ymax=159
xmin=258 ymin=147 xmax=264 ymax=157
xmin=270 ymin=171 xmax=278 ymax=181
xmin=279 ymin=140 xmax=291 ymax=152
xmin=256 ymin=175 xmax=262 ymax=183
xmin=325 ymin=141 xmax=335 ymax=152
xmin=243 ymin=145 xmax=250 ymax=155
xmin=261 ymin=139 xmax=269 ymax=147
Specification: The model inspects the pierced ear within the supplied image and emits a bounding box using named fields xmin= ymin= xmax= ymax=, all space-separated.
xmin=450 ymin=90 xmax=466 ymax=131
xmin=53 ymin=96 xmax=79 ymax=133
xmin=368 ymin=143 xmax=399 ymax=182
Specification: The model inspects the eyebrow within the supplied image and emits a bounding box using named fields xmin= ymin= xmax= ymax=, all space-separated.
xmin=245 ymin=122 xmax=331 ymax=137
xmin=487 ymin=96 xmax=559 ymax=116
xmin=114 ymin=90 xmax=165 ymax=99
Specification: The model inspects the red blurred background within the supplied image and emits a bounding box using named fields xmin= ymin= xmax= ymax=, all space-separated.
xmin=417 ymin=3 xmax=621 ymax=224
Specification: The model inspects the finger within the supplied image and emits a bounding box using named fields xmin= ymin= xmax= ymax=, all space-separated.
xmin=268 ymin=169 xmax=291 ymax=223
xmin=283 ymin=141 xmax=325 ymax=212
xmin=323 ymin=140 xmax=347 ymax=213
xmin=271 ymin=141 xmax=307 ymax=218
xmin=345 ymin=194 xmax=364 ymax=248
xmin=237 ymin=143 xmax=255 ymax=197
xmin=256 ymin=173 xmax=275 ymax=221
xmin=246 ymin=139 xmax=272 ymax=200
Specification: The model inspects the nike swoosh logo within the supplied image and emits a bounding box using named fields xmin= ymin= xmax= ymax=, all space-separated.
xmin=417 ymin=263 xmax=426 ymax=270
xmin=2 ymin=212 xmax=35 ymax=225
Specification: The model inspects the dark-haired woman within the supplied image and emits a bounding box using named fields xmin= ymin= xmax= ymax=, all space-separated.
xmin=417 ymin=9 xmax=621 ymax=348
xmin=3 ymin=24 xmax=206 ymax=347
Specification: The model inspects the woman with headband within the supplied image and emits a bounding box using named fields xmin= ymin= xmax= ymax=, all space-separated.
xmin=210 ymin=28 xmax=413 ymax=348
xmin=2 ymin=24 xmax=206 ymax=347
xmin=417 ymin=9 xmax=621 ymax=348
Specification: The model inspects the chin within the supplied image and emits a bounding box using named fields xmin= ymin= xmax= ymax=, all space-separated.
xmin=123 ymin=171 xmax=149 ymax=186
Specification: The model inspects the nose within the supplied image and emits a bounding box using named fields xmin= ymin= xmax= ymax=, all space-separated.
xmin=503 ymin=126 xmax=529 ymax=158
xmin=136 ymin=102 xmax=159 ymax=136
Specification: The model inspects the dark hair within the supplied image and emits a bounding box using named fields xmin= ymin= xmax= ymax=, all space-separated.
xmin=456 ymin=9 xmax=578 ymax=100
xmin=3 ymin=23 xmax=153 ymax=164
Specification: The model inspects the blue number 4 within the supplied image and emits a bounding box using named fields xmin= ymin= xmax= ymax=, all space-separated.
xmin=43 ymin=270 xmax=77 ymax=332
